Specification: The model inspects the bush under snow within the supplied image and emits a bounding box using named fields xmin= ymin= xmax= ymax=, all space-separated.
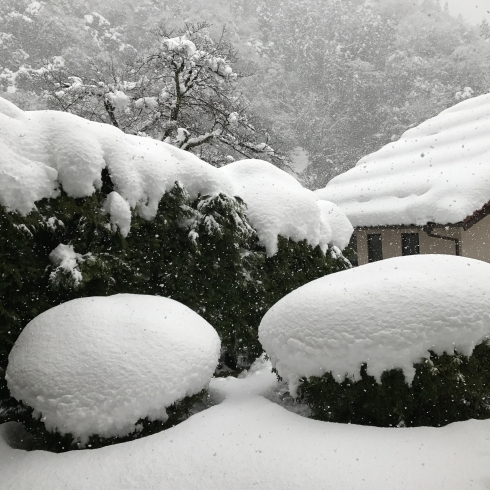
xmin=0 ymin=96 xmax=352 ymax=421
xmin=0 ymin=96 xmax=351 ymax=255
xmin=6 ymin=294 xmax=220 ymax=443
xmin=259 ymin=255 xmax=490 ymax=396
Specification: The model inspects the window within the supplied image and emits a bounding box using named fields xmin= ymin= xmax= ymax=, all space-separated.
xmin=367 ymin=233 xmax=382 ymax=262
xmin=347 ymin=234 xmax=358 ymax=266
xmin=401 ymin=233 xmax=420 ymax=256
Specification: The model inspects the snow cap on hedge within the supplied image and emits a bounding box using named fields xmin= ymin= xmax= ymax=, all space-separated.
xmin=0 ymin=97 xmax=234 ymax=218
xmin=6 ymin=294 xmax=221 ymax=443
xmin=0 ymin=97 xmax=352 ymax=255
xmin=259 ymin=255 xmax=490 ymax=396
xmin=219 ymin=159 xmax=329 ymax=256
xmin=316 ymin=200 xmax=353 ymax=250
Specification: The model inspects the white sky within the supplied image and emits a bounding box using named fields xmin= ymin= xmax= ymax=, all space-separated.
xmin=446 ymin=0 xmax=490 ymax=25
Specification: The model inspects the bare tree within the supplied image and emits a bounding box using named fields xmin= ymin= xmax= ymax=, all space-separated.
xmin=36 ymin=22 xmax=284 ymax=167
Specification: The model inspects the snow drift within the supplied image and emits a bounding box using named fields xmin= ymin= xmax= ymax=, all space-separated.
xmin=0 ymin=97 xmax=352 ymax=254
xmin=6 ymin=294 xmax=221 ymax=442
xmin=315 ymin=93 xmax=490 ymax=227
xmin=259 ymin=255 xmax=490 ymax=395
xmin=2 ymin=359 xmax=490 ymax=490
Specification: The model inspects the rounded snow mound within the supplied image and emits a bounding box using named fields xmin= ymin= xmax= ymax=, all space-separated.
xmin=259 ymin=255 xmax=490 ymax=395
xmin=6 ymin=294 xmax=221 ymax=442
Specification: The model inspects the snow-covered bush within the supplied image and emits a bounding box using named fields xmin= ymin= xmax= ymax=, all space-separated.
xmin=6 ymin=294 xmax=220 ymax=450
xmin=259 ymin=255 xmax=490 ymax=427
xmin=0 ymin=98 xmax=351 ymax=416
xmin=298 ymin=342 xmax=490 ymax=427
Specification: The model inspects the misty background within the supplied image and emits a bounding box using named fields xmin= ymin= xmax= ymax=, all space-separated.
xmin=1 ymin=0 xmax=490 ymax=189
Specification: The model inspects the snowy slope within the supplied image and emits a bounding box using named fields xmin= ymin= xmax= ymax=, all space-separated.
xmin=315 ymin=94 xmax=490 ymax=227
xmin=0 ymin=97 xmax=352 ymax=253
xmin=1 ymin=359 xmax=490 ymax=490
xmin=259 ymin=255 xmax=490 ymax=394
xmin=6 ymin=295 xmax=220 ymax=442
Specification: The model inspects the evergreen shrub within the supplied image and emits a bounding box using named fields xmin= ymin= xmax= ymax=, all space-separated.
xmin=8 ymin=390 xmax=210 ymax=453
xmin=297 ymin=340 xmax=490 ymax=427
xmin=0 ymin=181 xmax=350 ymax=432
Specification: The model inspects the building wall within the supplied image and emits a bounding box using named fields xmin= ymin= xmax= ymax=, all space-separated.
xmin=356 ymin=230 xmax=369 ymax=265
xmin=461 ymin=214 xmax=490 ymax=262
xmin=420 ymin=227 xmax=460 ymax=255
xmin=355 ymin=226 xmax=459 ymax=266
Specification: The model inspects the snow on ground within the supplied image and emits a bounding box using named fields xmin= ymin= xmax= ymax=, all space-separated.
xmin=315 ymin=93 xmax=490 ymax=227
xmin=259 ymin=255 xmax=490 ymax=395
xmin=6 ymin=295 xmax=220 ymax=442
xmin=1 ymin=358 xmax=490 ymax=490
xmin=0 ymin=97 xmax=352 ymax=253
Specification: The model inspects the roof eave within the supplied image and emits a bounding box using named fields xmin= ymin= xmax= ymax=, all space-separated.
xmin=352 ymin=200 xmax=490 ymax=232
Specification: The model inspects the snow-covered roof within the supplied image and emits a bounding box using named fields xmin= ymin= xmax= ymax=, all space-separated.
xmin=6 ymin=294 xmax=221 ymax=443
xmin=0 ymin=97 xmax=352 ymax=254
xmin=315 ymin=94 xmax=490 ymax=228
xmin=259 ymin=255 xmax=490 ymax=396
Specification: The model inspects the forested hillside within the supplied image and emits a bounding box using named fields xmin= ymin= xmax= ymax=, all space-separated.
xmin=1 ymin=0 xmax=489 ymax=186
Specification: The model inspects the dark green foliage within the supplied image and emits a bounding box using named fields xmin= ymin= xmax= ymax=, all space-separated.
xmin=123 ymin=185 xmax=350 ymax=365
xmin=127 ymin=185 xmax=267 ymax=363
xmin=298 ymin=341 xmax=490 ymax=427
xmin=8 ymin=390 xmax=210 ymax=453
xmin=262 ymin=237 xmax=350 ymax=309
xmin=0 ymin=182 xmax=350 ymax=436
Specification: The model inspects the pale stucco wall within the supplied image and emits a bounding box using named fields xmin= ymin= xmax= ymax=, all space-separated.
xmin=353 ymin=216 xmax=490 ymax=265
xmin=355 ymin=227 xmax=459 ymax=266
xmin=356 ymin=230 xmax=368 ymax=266
xmin=419 ymin=227 xmax=459 ymax=255
xmin=461 ymin=214 xmax=490 ymax=262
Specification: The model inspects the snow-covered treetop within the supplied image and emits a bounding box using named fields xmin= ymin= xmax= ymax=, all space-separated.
xmin=259 ymin=255 xmax=490 ymax=396
xmin=32 ymin=21 xmax=276 ymax=167
xmin=315 ymin=94 xmax=490 ymax=228
xmin=0 ymin=97 xmax=352 ymax=255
